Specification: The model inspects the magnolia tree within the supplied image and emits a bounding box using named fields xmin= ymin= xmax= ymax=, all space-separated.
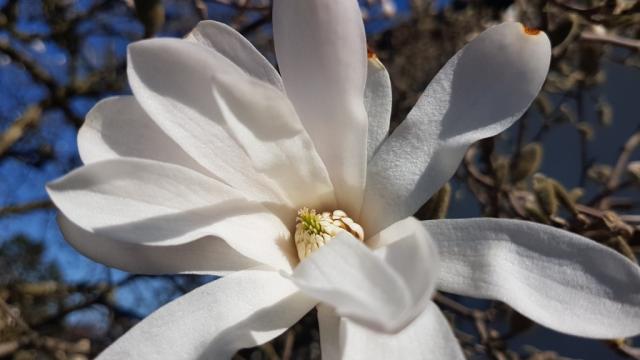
xmin=1 ymin=0 xmax=640 ymax=359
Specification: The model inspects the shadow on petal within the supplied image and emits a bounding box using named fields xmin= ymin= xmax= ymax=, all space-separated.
xmin=198 ymin=290 xmax=316 ymax=359
xmin=93 ymin=199 xmax=289 ymax=245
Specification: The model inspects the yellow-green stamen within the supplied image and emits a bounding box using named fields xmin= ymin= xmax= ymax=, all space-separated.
xmin=294 ymin=207 xmax=364 ymax=261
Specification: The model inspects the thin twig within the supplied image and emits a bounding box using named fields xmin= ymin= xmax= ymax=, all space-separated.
xmin=0 ymin=298 xmax=31 ymax=331
xmin=0 ymin=105 xmax=43 ymax=157
xmin=582 ymin=32 xmax=640 ymax=51
xmin=0 ymin=199 xmax=52 ymax=217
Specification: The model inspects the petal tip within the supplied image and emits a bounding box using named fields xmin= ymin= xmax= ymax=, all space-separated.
xmin=367 ymin=47 xmax=377 ymax=60
xmin=367 ymin=48 xmax=385 ymax=69
xmin=521 ymin=23 xmax=542 ymax=36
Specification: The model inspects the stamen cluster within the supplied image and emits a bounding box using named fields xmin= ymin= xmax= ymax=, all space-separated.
xmin=294 ymin=207 xmax=364 ymax=260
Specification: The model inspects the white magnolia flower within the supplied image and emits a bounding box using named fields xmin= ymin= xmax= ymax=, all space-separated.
xmin=47 ymin=1 xmax=640 ymax=359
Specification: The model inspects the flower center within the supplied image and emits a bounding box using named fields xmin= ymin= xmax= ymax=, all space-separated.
xmin=294 ymin=207 xmax=364 ymax=261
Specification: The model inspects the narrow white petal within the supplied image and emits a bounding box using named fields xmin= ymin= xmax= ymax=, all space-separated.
xmin=317 ymin=305 xmax=341 ymax=360
xmin=97 ymin=269 xmax=315 ymax=359
xmin=58 ymin=215 xmax=259 ymax=275
xmin=289 ymin=218 xmax=438 ymax=333
xmin=127 ymin=38 xmax=334 ymax=215
xmin=371 ymin=217 xmax=440 ymax=316
xmin=47 ymin=158 xmax=296 ymax=272
xmin=273 ymin=0 xmax=368 ymax=215
xmin=185 ymin=20 xmax=284 ymax=91
xmin=210 ymin=72 xmax=336 ymax=216
xmin=290 ymin=233 xmax=411 ymax=333
xmin=363 ymin=22 xmax=551 ymax=233
xmin=425 ymin=218 xmax=640 ymax=338
xmin=78 ymin=96 xmax=208 ymax=175
xmin=365 ymin=55 xmax=392 ymax=162
xmin=339 ymin=302 xmax=465 ymax=360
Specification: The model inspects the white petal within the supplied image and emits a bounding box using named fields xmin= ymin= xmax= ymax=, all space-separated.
xmin=78 ymin=96 xmax=208 ymax=175
xmin=289 ymin=218 xmax=438 ymax=333
xmin=371 ymin=217 xmax=440 ymax=312
xmin=425 ymin=218 xmax=640 ymax=339
xmin=210 ymin=71 xmax=336 ymax=216
xmin=363 ymin=22 xmax=551 ymax=233
xmin=58 ymin=215 xmax=259 ymax=275
xmin=290 ymin=233 xmax=410 ymax=333
xmin=185 ymin=20 xmax=284 ymax=92
xmin=273 ymin=0 xmax=368 ymax=215
xmin=317 ymin=305 xmax=341 ymax=360
xmin=97 ymin=269 xmax=316 ymax=359
xmin=47 ymin=158 xmax=296 ymax=272
xmin=127 ymin=38 xmax=334 ymax=215
xmin=339 ymin=302 xmax=465 ymax=360
xmin=365 ymin=55 xmax=392 ymax=162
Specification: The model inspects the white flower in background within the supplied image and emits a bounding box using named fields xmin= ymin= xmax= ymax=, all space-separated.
xmin=46 ymin=0 xmax=640 ymax=359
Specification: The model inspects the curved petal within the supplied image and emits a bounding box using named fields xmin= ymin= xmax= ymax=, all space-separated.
xmin=185 ymin=20 xmax=284 ymax=92
xmin=78 ymin=96 xmax=208 ymax=175
xmin=97 ymin=269 xmax=316 ymax=359
xmin=371 ymin=217 xmax=440 ymax=310
xmin=127 ymin=38 xmax=334 ymax=215
xmin=339 ymin=302 xmax=465 ymax=360
xmin=425 ymin=218 xmax=640 ymax=339
xmin=289 ymin=218 xmax=438 ymax=333
xmin=47 ymin=158 xmax=296 ymax=272
xmin=365 ymin=54 xmax=392 ymax=162
xmin=58 ymin=215 xmax=260 ymax=275
xmin=210 ymin=72 xmax=336 ymax=216
xmin=363 ymin=22 xmax=551 ymax=233
xmin=273 ymin=0 xmax=368 ymax=215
